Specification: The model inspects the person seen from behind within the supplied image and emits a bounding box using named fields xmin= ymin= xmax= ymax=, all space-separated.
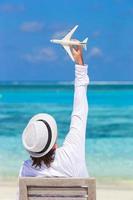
xmin=19 ymin=43 xmax=90 ymax=178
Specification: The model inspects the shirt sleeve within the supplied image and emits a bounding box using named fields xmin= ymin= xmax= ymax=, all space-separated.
xmin=62 ymin=64 xmax=89 ymax=164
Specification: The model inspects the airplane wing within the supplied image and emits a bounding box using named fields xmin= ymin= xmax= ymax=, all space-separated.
xmin=63 ymin=46 xmax=75 ymax=61
xmin=63 ymin=25 xmax=78 ymax=41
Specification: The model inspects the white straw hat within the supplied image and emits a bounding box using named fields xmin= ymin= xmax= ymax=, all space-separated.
xmin=22 ymin=113 xmax=57 ymax=157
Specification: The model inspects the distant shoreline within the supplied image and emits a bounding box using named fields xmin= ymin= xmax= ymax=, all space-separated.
xmin=1 ymin=81 xmax=133 ymax=86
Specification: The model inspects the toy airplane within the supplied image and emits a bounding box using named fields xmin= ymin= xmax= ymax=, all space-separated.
xmin=50 ymin=25 xmax=88 ymax=61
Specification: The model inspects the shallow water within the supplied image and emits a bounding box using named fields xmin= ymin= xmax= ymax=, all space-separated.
xmin=0 ymin=83 xmax=133 ymax=181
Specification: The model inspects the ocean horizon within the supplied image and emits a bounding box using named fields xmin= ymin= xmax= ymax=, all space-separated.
xmin=0 ymin=82 xmax=133 ymax=182
xmin=1 ymin=81 xmax=133 ymax=85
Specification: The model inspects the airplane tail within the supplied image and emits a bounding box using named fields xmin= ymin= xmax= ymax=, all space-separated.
xmin=82 ymin=37 xmax=88 ymax=50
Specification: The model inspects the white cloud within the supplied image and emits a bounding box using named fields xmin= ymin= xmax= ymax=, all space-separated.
xmin=20 ymin=21 xmax=44 ymax=32
xmin=92 ymin=31 xmax=101 ymax=38
xmin=0 ymin=3 xmax=25 ymax=13
xmin=52 ymin=30 xmax=68 ymax=39
xmin=89 ymin=47 xmax=103 ymax=58
xmin=128 ymin=8 xmax=133 ymax=15
xmin=23 ymin=47 xmax=57 ymax=63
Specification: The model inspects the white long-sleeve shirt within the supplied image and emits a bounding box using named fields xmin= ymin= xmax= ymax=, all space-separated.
xmin=19 ymin=64 xmax=89 ymax=178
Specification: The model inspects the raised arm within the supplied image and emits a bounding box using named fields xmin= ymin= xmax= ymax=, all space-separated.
xmin=63 ymin=45 xmax=89 ymax=160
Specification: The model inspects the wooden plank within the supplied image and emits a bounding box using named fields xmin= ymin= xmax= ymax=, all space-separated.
xmin=87 ymin=179 xmax=96 ymax=200
xmin=28 ymin=187 xmax=87 ymax=196
xmin=20 ymin=177 xmax=95 ymax=187
xmin=29 ymin=197 xmax=87 ymax=200
xmin=19 ymin=178 xmax=28 ymax=200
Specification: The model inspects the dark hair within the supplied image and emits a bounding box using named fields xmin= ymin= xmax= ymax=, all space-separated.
xmin=31 ymin=148 xmax=56 ymax=168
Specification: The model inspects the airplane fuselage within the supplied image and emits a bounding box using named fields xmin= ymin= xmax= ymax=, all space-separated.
xmin=50 ymin=39 xmax=85 ymax=46
xmin=50 ymin=25 xmax=88 ymax=62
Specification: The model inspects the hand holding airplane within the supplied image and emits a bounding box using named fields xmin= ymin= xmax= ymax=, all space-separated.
xmin=70 ymin=43 xmax=84 ymax=65
xmin=50 ymin=25 xmax=88 ymax=62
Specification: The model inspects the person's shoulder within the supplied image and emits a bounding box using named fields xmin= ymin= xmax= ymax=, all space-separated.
xmin=19 ymin=159 xmax=33 ymax=177
xmin=22 ymin=159 xmax=32 ymax=167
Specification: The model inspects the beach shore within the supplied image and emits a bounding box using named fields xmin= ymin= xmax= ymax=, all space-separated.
xmin=1 ymin=180 xmax=133 ymax=200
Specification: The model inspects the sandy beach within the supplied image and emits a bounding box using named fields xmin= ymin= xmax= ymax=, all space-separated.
xmin=0 ymin=180 xmax=133 ymax=200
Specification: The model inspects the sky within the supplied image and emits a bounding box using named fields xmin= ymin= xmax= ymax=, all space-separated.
xmin=0 ymin=0 xmax=133 ymax=82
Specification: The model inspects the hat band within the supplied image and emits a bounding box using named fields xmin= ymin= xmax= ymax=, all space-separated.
xmin=35 ymin=119 xmax=52 ymax=155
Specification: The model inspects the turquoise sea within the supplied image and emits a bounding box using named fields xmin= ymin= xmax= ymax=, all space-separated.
xmin=0 ymin=83 xmax=133 ymax=182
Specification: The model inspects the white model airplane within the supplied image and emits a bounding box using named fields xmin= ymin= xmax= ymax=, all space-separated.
xmin=50 ymin=25 xmax=88 ymax=61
